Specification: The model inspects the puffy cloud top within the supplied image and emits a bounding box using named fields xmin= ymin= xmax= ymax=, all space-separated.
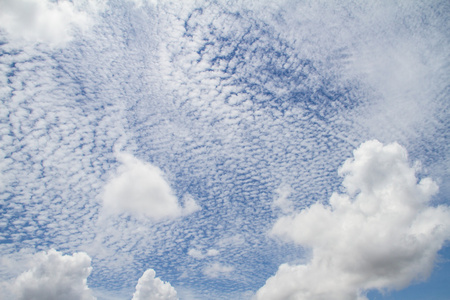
xmin=132 ymin=269 xmax=178 ymax=300
xmin=257 ymin=140 xmax=450 ymax=300
xmin=11 ymin=249 xmax=95 ymax=300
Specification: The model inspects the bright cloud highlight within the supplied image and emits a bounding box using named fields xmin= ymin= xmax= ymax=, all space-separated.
xmin=0 ymin=0 xmax=92 ymax=47
xmin=11 ymin=249 xmax=95 ymax=300
xmin=132 ymin=269 xmax=178 ymax=300
xmin=102 ymin=152 xmax=200 ymax=220
xmin=257 ymin=140 xmax=450 ymax=300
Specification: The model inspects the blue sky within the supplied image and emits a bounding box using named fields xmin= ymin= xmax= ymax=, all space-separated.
xmin=0 ymin=1 xmax=449 ymax=299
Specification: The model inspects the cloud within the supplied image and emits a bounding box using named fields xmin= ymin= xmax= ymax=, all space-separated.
xmin=0 ymin=0 xmax=91 ymax=47
xmin=256 ymin=140 xmax=450 ymax=300
xmin=203 ymin=262 xmax=234 ymax=278
xmin=10 ymin=249 xmax=95 ymax=300
xmin=128 ymin=0 xmax=158 ymax=7
xmin=1 ymin=1 xmax=448 ymax=299
xmin=272 ymin=184 xmax=294 ymax=214
xmin=132 ymin=269 xmax=178 ymax=300
xmin=102 ymin=152 xmax=200 ymax=220
xmin=188 ymin=248 xmax=219 ymax=259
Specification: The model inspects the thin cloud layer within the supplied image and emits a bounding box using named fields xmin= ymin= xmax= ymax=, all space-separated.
xmin=188 ymin=248 xmax=220 ymax=259
xmin=203 ymin=262 xmax=234 ymax=279
xmin=0 ymin=0 xmax=92 ymax=47
xmin=132 ymin=269 xmax=178 ymax=300
xmin=272 ymin=184 xmax=294 ymax=214
xmin=11 ymin=249 xmax=95 ymax=300
xmin=102 ymin=152 xmax=200 ymax=220
xmin=257 ymin=140 xmax=450 ymax=300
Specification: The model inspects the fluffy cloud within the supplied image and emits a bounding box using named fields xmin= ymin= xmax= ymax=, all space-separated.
xmin=132 ymin=269 xmax=178 ymax=300
xmin=256 ymin=140 xmax=450 ymax=300
xmin=102 ymin=152 xmax=200 ymax=221
xmin=188 ymin=248 xmax=219 ymax=259
xmin=11 ymin=249 xmax=95 ymax=300
xmin=272 ymin=184 xmax=294 ymax=214
xmin=203 ymin=263 xmax=234 ymax=278
xmin=0 ymin=0 xmax=91 ymax=46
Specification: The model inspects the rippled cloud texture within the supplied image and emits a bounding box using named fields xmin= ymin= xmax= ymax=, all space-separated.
xmin=0 ymin=0 xmax=449 ymax=299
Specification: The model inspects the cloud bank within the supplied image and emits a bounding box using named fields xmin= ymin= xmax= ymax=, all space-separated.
xmin=257 ymin=140 xmax=450 ymax=300
xmin=0 ymin=0 xmax=91 ymax=47
xmin=132 ymin=269 xmax=178 ymax=300
xmin=11 ymin=249 xmax=95 ymax=300
xmin=102 ymin=152 xmax=200 ymax=220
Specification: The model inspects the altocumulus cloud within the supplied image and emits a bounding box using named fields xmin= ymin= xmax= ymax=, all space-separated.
xmin=132 ymin=269 xmax=178 ymax=300
xmin=102 ymin=152 xmax=200 ymax=221
xmin=10 ymin=249 xmax=95 ymax=300
xmin=256 ymin=140 xmax=450 ymax=300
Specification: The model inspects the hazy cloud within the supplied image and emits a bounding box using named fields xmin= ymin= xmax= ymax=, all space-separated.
xmin=102 ymin=152 xmax=200 ymax=220
xmin=132 ymin=269 xmax=178 ymax=300
xmin=11 ymin=249 xmax=95 ymax=300
xmin=203 ymin=262 xmax=234 ymax=278
xmin=0 ymin=0 xmax=92 ymax=46
xmin=188 ymin=248 xmax=219 ymax=259
xmin=257 ymin=140 xmax=450 ymax=300
xmin=272 ymin=184 xmax=294 ymax=214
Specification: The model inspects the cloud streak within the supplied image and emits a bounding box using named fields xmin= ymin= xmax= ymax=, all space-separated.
xmin=257 ymin=140 xmax=450 ymax=300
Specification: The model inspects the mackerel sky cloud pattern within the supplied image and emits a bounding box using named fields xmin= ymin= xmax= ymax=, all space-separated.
xmin=0 ymin=1 xmax=449 ymax=300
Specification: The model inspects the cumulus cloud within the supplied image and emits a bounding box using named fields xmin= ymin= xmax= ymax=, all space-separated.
xmin=203 ymin=262 xmax=234 ymax=278
xmin=0 ymin=0 xmax=91 ymax=46
xmin=11 ymin=249 xmax=95 ymax=300
xmin=256 ymin=140 xmax=450 ymax=300
xmin=132 ymin=269 xmax=178 ymax=300
xmin=102 ymin=152 xmax=200 ymax=221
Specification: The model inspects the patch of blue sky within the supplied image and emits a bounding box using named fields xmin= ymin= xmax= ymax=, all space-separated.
xmin=0 ymin=0 xmax=448 ymax=299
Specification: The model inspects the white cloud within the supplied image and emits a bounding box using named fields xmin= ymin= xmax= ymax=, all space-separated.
xmin=203 ymin=262 xmax=234 ymax=278
xmin=188 ymin=248 xmax=219 ymax=259
xmin=102 ymin=152 xmax=200 ymax=221
xmin=272 ymin=184 xmax=294 ymax=214
xmin=128 ymin=0 xmax=158 ymax=7
xmin=256 ymin=140 xmax=450 ymax=300
xmin=132 ymin=269 xmax=178 ymax=300
xmin=11 ymin=249 xmax=95 ymax=300
xmin=0 ymin=0 xmax=91 ymax=47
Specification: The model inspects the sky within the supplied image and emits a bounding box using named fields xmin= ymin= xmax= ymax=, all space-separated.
xmin=0 ymin=0 xmax=449 ymax=299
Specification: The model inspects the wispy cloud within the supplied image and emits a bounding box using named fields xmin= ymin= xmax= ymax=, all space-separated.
xmin=0 ymin=0 xmax=448 ymax=299
xmin=188 ymin=248 xmax=219 ymax=259
xmin=203 ymin=262 xmax=234 ymax=279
